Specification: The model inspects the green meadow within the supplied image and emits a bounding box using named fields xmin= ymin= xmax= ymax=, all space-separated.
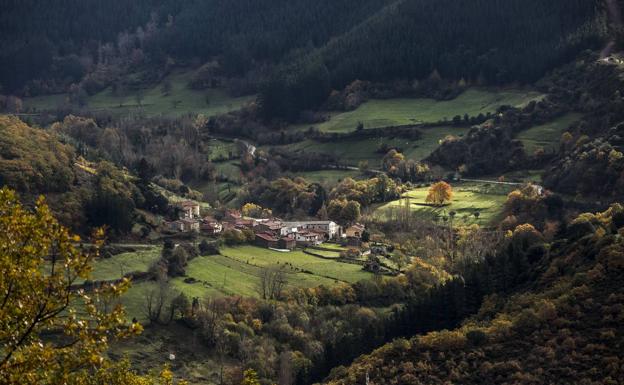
xmin=372 ymin=182 xmax=511 ymax=226
xmin=112 ymin=245 xmax=372 ymax=320
xmin=516 ymin=113 xmax=583 ymax=154
xmin=23 ymin=70 xmax=253 ymax=118
xmin=311 ymin=88 xmax=544 ymax=133
xmin=274 ymin=125 xmax=469 ymax=168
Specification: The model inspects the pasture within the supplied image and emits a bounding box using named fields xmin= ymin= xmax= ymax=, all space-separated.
xmin=276 ymin=125 xmax=469 ymax=168
xmin=516 ymin=113 xmax=583 ymax=153
xmin=114 ymin=244 xmax=371 ymax=320
xmin=219 ymin=246 xmax=372 ymax=283
xmin=311 ymin=88 xmax=544 ymax=133
xmin=22 ymin=70 xmax=253 ymax=118
xmin=372 ymin=182 xmax=511 ymax=226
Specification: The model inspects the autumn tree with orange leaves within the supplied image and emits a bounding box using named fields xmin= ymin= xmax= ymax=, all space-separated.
xmin=425 ymin=181 xmax=453 ymax=206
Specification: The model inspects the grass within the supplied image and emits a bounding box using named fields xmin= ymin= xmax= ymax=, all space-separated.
xmin=89 ymin=246 xmax=162 ymax=282
xmin=205 ymin=139 xmax=237 ymax=161
xmin=516 ymin=113 xmax=583 ymax=154
xmin=306 ymin=249 xmax=342 ymax=258
xmin=23 ymin=70 xmax=254 ymax=118
xmin=117 ymin=245 xmax=372 ymax=320
xmin=213 ymin=160 xmax=242 ymax=181
xmin=289 ymin=169 xmax=363 ymax=184
xmin=220 ymin=245 xmax=372 ymax=283
xmin=273 ymin=125 xmax=469 ymax=167
xmin=310 ymin=88 xmax=544 ymax=133
xmin=372 ymin=182 xmax=511 ymax=226
xmin=315 ymin=243 xmax=349 ymax=251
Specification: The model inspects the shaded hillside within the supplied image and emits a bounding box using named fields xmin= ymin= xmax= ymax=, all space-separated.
xmin=325 ymin=206 xmax=624 ymax=385
xmin=319 ymin=0 xmax=605 ymax=86
xmin=259 ymin=0 xmax=607 ymax=118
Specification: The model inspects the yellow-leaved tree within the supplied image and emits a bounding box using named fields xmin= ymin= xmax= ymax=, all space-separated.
xmin=0 ymin=188 xmax=185 ymax=385
xmin=425 ymin=181 xmax=453 ymax=207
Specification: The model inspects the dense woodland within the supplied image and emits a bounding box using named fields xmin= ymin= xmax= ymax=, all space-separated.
xmin=0 ymin=0 xmax=610 ymax=119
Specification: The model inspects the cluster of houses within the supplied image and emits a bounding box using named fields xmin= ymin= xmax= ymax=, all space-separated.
xmin=163 ymin=202 xmax=365 ymax=250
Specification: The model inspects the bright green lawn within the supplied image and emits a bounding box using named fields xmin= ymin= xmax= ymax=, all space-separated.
xmin=23 ymin=70 xmax=254 ymax=118
xmin=313 ymin=88 xmax=544 ymax=133
xmin=373 ymin=182 xmax=510 ymax=225
xmin=220 ymin=245 xmax=372 ymax=283
xmin=88 ymin=246 xmax=161 ymax=282
xmin=516 ymin=113 xmax=583 ymax=154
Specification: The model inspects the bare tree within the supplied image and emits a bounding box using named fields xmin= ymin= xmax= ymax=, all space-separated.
xmin=143 ymin=277 xmax=172 ymax=323
xmin=258 ymin=265 xmax=289 ymax=300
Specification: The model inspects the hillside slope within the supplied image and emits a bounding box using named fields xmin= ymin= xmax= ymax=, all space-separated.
xmin=326 ymin=206 xmax=624 ymax=385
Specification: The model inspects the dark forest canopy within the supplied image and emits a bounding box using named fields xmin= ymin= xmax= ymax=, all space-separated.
xmin=0 ymin=0 xmax=610 ymax=116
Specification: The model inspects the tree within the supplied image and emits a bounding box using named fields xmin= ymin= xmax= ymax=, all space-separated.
xmin=258 ymin=265 xmax=289 ymax=300
xmin=242 ymin=203 xmax=272 ymax=218
xmin=426 ymin=181 xmax=453 ymax=206
xmin=342 ymin=200 xmax=361 ymax=224
xmin=241 ymin=369 xmax=260 ymax=385
xmin=0 ymin=188 xmax=176 ymax=384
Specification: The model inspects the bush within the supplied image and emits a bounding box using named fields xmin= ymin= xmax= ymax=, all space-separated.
xmin=466 ymin=329 xmax=487 ymax=346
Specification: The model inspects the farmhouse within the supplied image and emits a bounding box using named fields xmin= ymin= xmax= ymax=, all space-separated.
xmin=278 ymin=236 xmax=296 ymax=250
xmin=179 ymin=201 xmax=200 ymax=219
xmin=296 ymin=231 xmax=323 ymax=246
xmin=282 ymin=221 xmax=341 ymax=240
xmin=255 ymin=232 xmax=278 ymax=248
xmin=344 ymin=223 xmax=365 ymax=238
xmin=201 ymin=217 xmax=222 ymax=235
xmin=254 ymin=220 xmax=283 ymax=234
xmin=234 ymin=219 xmax=256 ymax=230
xmin=223 ymin=209 xmax=242 ymax=223
xmin=165 ymin=219 xmax=200 ymax=233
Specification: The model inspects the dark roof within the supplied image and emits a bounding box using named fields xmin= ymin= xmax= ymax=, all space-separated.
xmin=256 ymin=233 xmax=278 ymax=242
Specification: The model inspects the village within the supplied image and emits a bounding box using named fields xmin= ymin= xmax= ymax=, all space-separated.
xmin=163 ymin=200 xmax=367 ymax=251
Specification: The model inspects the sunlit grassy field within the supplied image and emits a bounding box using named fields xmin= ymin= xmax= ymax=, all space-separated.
xmin=372 ymin=182 xmax=511 ymax=226
xmin=114 ymin=245 xmax=371 ymax=320
xmin=311 ymin=88 xmax=543 ymax=133
xmin=219 ymin=246 xmax=372 ymax=283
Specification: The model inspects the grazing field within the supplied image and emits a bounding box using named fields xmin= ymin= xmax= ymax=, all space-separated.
xmin=22 ymin=70 xmax=254 ymax=118
xmin=312 ymin=88 xmax=544 ymax=133
xmin=276 ymin=125 xmax=469 ymax=168
xmin=89 ymin=246 xmax=161 ymax=282
xmin=516 ymin=113 xmax=583 ymax=153
xmin=117 ymin=245 xmax=372 ymax=320
xmin=372 ymin=182 xmax=511 ymax=226
xmin=289 ymin=169 xmax=363 ymax=184
xmin=219 ymin=245 xmax=372 ymax=283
